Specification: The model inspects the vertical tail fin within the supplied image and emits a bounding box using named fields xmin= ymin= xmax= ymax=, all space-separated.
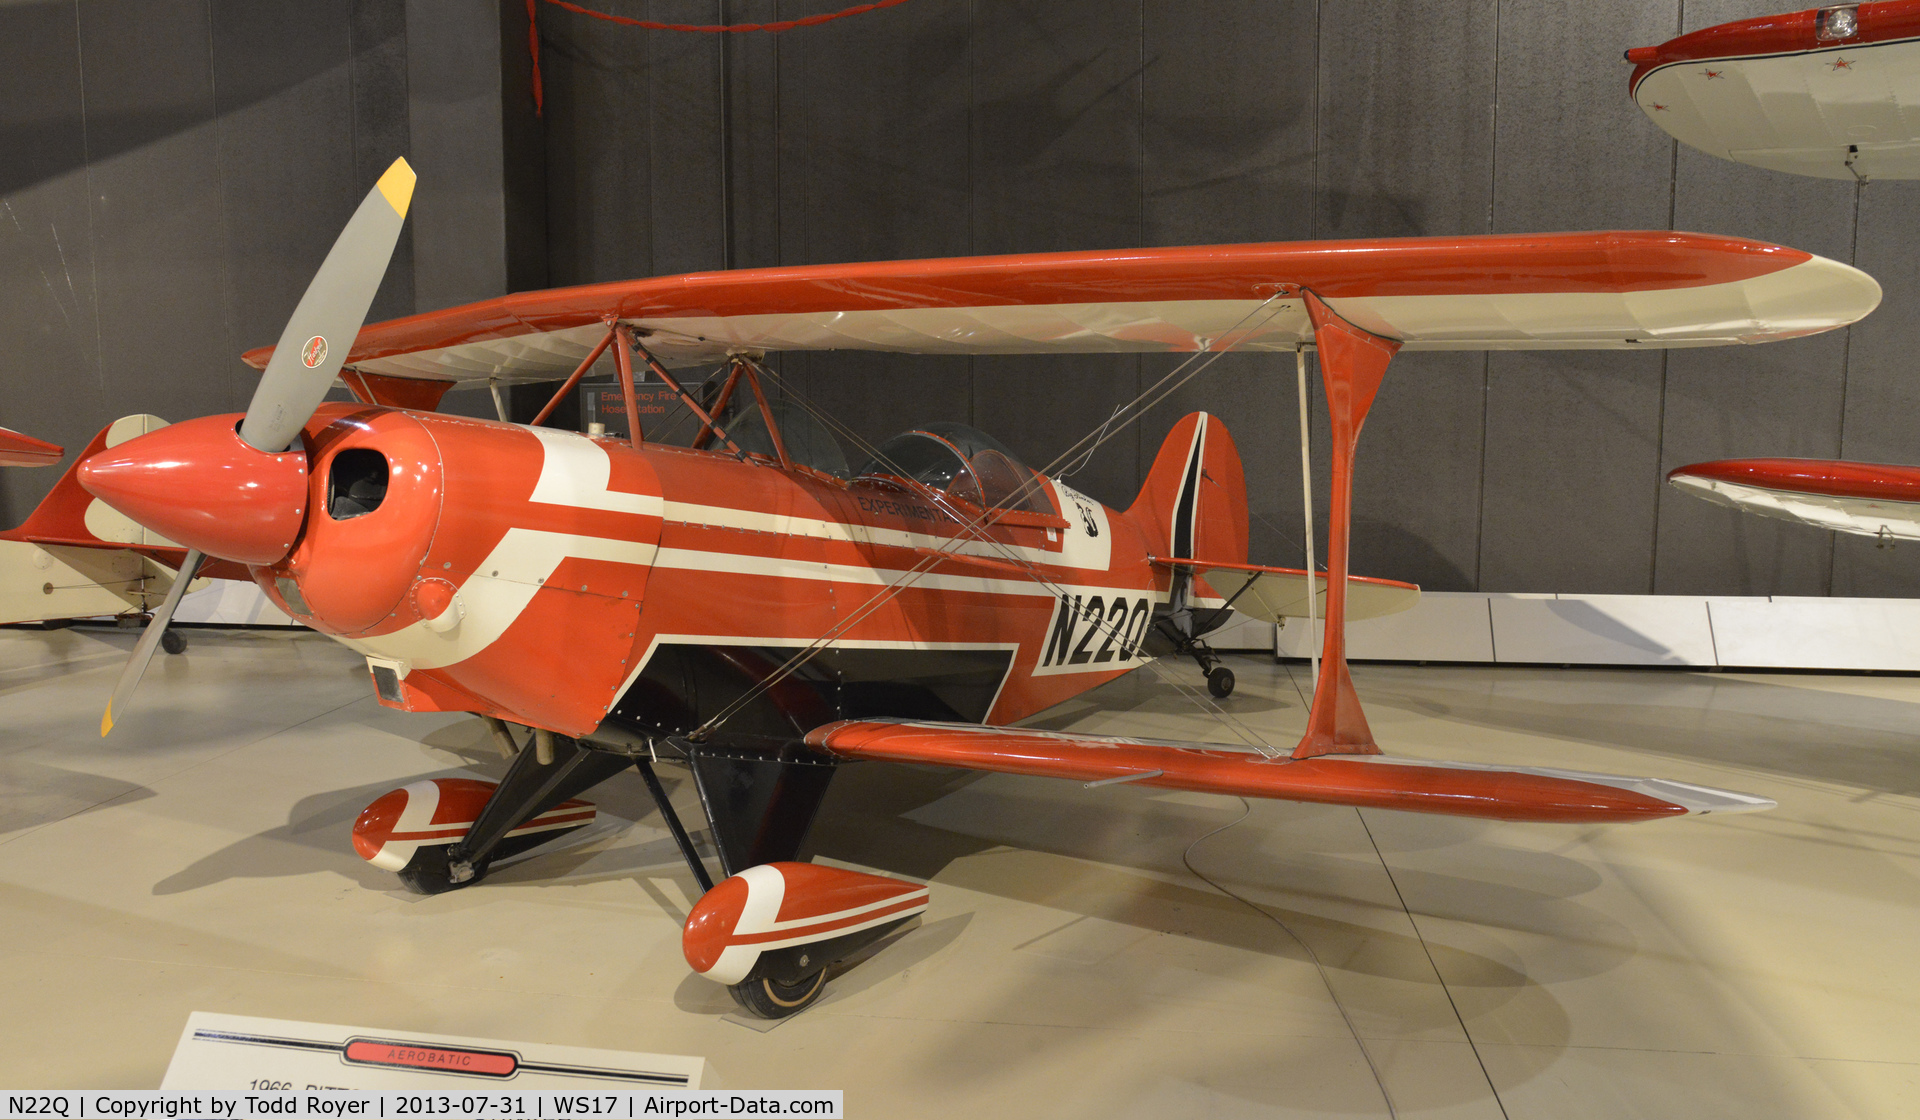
xmin=1127 ymin=413 xmax=1248 ymax=567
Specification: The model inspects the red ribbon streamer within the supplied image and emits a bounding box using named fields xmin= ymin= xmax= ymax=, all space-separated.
xmin=527 ymin=0 xmax=915 ymax=115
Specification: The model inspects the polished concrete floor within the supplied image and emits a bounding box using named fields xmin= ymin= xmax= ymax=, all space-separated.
xmin=2 ymin=626 xmax=1918 ymax=1116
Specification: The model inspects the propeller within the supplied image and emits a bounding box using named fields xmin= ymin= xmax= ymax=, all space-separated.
xmin=97 ymin=157 xmax=415 ymax=735
xmin=241 ymin=158 xmax=415 ymax=453
xmin=100 ymin=549 xmax=204 ymax=737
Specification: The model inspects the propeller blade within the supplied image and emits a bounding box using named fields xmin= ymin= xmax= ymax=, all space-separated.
xmin=100 ymin=548 xmax=205 ymax=737
xmin=239 ymin=157 xmax=416 ymax=453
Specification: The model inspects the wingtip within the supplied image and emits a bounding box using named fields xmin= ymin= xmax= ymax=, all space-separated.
xmin=376 ymin=157 xmax=416 ymax=219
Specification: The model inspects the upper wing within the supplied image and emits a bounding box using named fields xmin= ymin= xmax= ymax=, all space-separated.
xmin=1159 ymin=557 xmax=1421 ymax=622
xmin=807 ymin=718 xmax=1773 ymax=823
xmin=0 ymin=426 xmax=63 ymax=467
xmin=1669 ymin=457 xmax=1920 ymax=539
xmin=242 ymin=232 xmax=1880 ymax=385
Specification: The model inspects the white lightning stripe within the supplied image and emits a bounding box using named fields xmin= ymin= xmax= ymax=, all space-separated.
xmin=661 ymin=498 xmax=1074 ymax=566
xmin=344 ymin=528 xmax=655 ymax=669
xmin=650 ymin=546 xmax=1057 ymax=597
xmin=758 ymin=889 xmax=930 ymax=933
xmin=367 ymin=779 xmax=447 ymax=871
xmin=528 ymin=428 xmax=663 ymax=515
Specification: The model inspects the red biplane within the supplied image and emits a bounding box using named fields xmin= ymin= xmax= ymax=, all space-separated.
xmin=33 ymin=158 xmax=1877 ymax=1016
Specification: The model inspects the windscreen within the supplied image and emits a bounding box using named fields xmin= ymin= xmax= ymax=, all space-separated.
xmin=857 ymin=423 xmax=1053 ymax=513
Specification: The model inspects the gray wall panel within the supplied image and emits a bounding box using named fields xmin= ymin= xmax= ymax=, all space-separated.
xmin=1493 ymin=3 xmax=1678 ymax=234
xmin=1651 ymin=147 xmax=1859 ymax=594
xmin=1315 ymin=1 xmax=1495 ymax=590
xmin=211 ymin=0 xmax=359 ymax=406
xmin=966 ymin=0 xmax=1145 ymax=506
xmin=646 ymin=9 xmax=725 ymax=277
xmin=540 ymin=10 xmax=653 ymax=287
xmin=777 ymin=0 xmax=971 ymax=266
xmin=0 ymin=2 xmax=100 ymax=527
xmin=1140 ymin=3 xmax=1317 ymax=249
xmin=1132 ymin=5 xmax=1317 ymax=569
xmin=406 ymin=0 xmax=506 ymax=312
xmin=1318 ymin=0 xmax=1497 ymax=239
xmin=1834 ymin=179 xmax=1920 ymax=596
xmin=970 ymin=1 xmax=1143 ymax=255
xmin=77 ymin=0 xmax=234 ymax=426
xmin=1479 ymin=352 xmax=1667 ymax=593
xmin=1351 ymin=354 xmax=1488 ymax=592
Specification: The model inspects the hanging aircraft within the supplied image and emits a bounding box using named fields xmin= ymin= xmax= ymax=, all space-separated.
xmin=1668 ymin=457 xmax=1920 ymax=542
xmin=1626 ymin=1 xmax=1920 ymax=181
xmin=51 ymin=157 xmax=1877 ymax=1017
xmin=0 ymin=417 xmax=213 ymax=635
xmin=0 ymin=427 xmax=61 ymax=467
xmin=1626 ymin=4 xmax=1920 ymax=543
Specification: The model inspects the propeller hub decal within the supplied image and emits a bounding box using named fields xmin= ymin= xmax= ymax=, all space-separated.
xmin=302 ymin=335 xmax=328 ymax=368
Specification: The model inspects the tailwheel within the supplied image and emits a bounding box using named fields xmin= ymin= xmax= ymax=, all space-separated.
xmin=160 ymin=629 xmax=187 ymax=655
xmin=1206 ymin=665 xmax=1235 ymax=699
xmin=728 ymin=969 xmax=829 ymax=1019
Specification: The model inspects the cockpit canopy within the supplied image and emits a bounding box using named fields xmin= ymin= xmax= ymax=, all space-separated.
xmin=855 ymin=422 xmax=1054 ymax=514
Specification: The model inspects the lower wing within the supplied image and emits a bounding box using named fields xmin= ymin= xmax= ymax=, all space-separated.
xmin=807 ymin=718 xmax=1772 ymax=823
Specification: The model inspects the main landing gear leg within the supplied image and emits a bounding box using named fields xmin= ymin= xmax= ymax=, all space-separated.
xmin=402 ymin=732 xmax=632 ymax=894
xmin=659 ymin=739 xmax=849 ymax=1018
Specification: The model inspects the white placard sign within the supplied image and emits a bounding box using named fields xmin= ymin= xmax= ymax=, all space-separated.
xmin=162 ymin=1013 xmax=703 ymax=1090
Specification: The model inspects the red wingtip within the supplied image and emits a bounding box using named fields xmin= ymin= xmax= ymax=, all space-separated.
xmin=0 ymin=427 xmax=64 ymax=467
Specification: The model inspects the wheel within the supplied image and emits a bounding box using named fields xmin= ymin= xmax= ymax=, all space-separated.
xmin=395 ymin=844 xmax=491 ymax=895
xmin=160 ymin=629 xmax=187 ymax=655
xmin=1206 ymin=666 xmax=1235 ymax=699
xmin=728 ymin=969 xmax=828 ymax=1019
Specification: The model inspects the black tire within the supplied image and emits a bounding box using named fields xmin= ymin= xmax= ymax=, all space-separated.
xmin=160 ymin=629 xmax=187 ymax=655
xmin=1206 ymin=666 xmax=1235 ymax=699
xmin=395 ymin=844 xmax=491 ymax=895
xmin=728 ymin=970 xmax=828 ymax=1019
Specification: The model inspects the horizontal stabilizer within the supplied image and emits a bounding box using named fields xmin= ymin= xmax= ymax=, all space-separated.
xmin=1158 ymin=557 xmax=1420 ymax=622
xmin=807 ymin=719 xmax=1773 ymax=823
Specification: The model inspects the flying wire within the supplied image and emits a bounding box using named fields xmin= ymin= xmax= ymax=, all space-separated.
xmin=752 ymin=364 xmax=1275 ymax=749
xmin=689 ymin=292 xmax=1294 ymax=745
xmin=697 ymin=365 xmax=1270 ymax=750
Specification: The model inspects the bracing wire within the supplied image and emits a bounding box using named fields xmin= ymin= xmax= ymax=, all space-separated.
xmin=753 ymin=364 xmax=1277 ymax=750
xmin=688 ymin=292 xmax=1295 ymax=744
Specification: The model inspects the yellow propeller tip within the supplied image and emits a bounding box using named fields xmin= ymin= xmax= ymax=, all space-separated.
xmin=376 ymin=157 xmax=416 ymax=219
xmin=100 ymin=708 xmax=113 ymax=737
